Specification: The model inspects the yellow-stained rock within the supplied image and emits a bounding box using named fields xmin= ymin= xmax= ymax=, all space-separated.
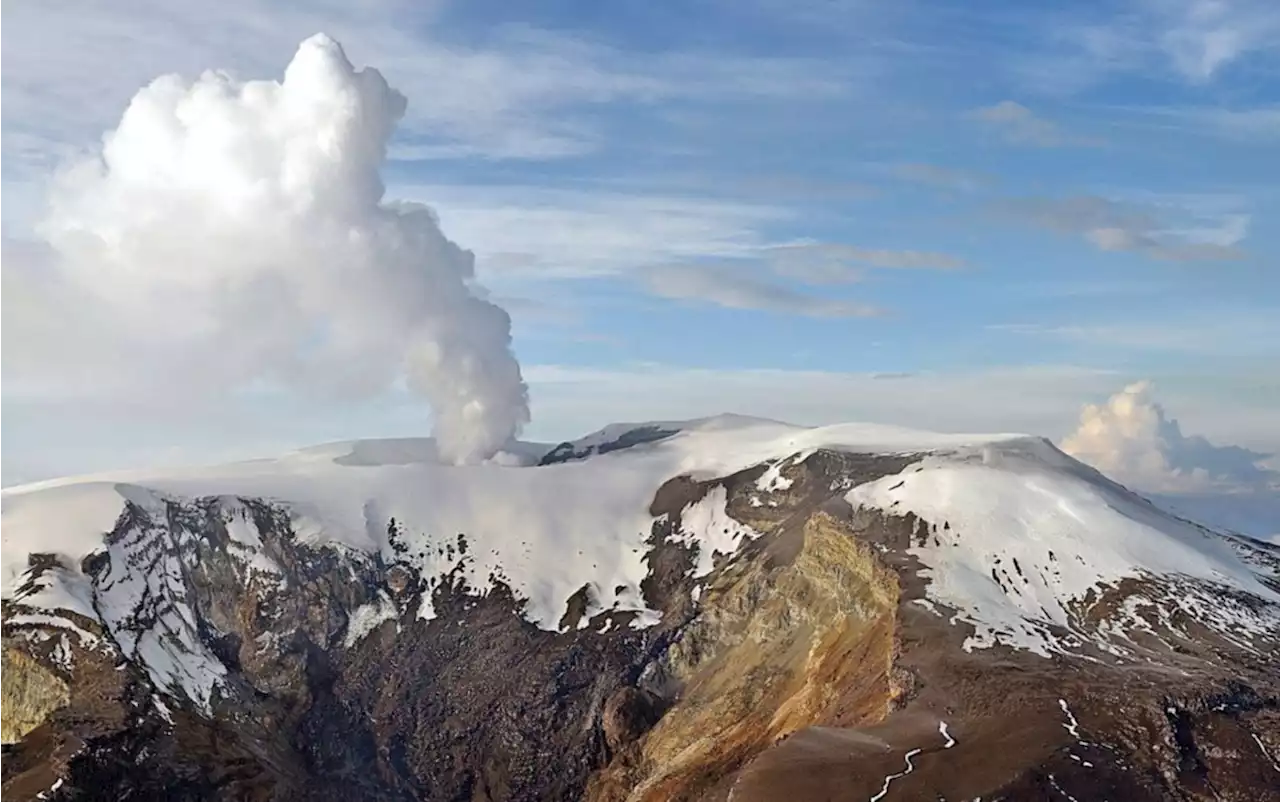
xmin=1 ymin=645 xmax=69 ymax=744
xmin=590 ymin=512 xmax=898 ymax=802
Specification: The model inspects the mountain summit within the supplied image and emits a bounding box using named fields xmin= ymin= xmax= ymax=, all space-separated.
xmin=3 ymin=416 xmax=1278 ymax=801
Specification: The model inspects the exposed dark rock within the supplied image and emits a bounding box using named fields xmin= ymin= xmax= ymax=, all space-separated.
xmin=539 ymin=426 xmax=680 ymax=466
xmin=601 ymin=687 xmax=663 ymax=751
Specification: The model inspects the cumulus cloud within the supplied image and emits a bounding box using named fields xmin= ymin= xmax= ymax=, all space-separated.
xmin=1061 ymin=382 xmax=1275 ymax=493
xmin=4 ymin=35 xmax=529 ymax=464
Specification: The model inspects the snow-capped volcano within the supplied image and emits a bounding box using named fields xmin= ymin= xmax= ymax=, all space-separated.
xmin=6 ymin=415 xmax=1276 ymax=695
xmin=3 ymin=415 xmax=1278 ymax=801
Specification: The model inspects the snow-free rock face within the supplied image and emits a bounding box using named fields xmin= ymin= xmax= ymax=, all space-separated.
xmin=2 ymin=416 xmax=1278 ymax=801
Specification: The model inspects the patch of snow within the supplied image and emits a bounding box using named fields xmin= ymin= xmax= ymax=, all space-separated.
xmin=1058 ymin=699 xmax=1087 ymax=743
xmin=629 ymin=608 xmax=663 ymax=629
xmin=50 ymin=634 xmax=75 ymax=671
xmin=755 ymin=461 xmax=794 ymax=493
xmin=939 ymin=720 xmax=955 ymax=748
xmin=154 ymin=695 xmax=174 ymax=724
xmin=676 ymin=486 xmax=761 ymax=578
xmin=221 ymin=500 xmax=265 ymax=549
xmin=5 ymin=612 xmax=100 ymax=647
xmin=869 ymin=747 xmax=923 ymax=802
xmin=343 ymin=591 xmax=399 ymax=648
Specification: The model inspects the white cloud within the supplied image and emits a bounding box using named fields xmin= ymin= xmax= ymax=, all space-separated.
xmin=972 ymin=101 xmax=1101 ymax=147
xmin=623 ymin=237 xmax=964 ymax=315
xmin=989 ymin=313 xmax=1280 ymax=357
xmin=394 ymin=184 xmax=786 ymax=280
xmin=766 ymin=241 xmax=965 ymax=283
xmin=0 ymin=0 xmax=850 ymax=182
xmin=1022 ymin=0 xmax=1280 ymax=91
xmin=1061 ymin=381 xmax=1277 ymax=493
xmin=8 ymin=362 xmax=1279 ymax=491
xmin=519 ymin=363 xmax=1280 ymax=458
xmin=999 ymin=195 xmax=1247 ymax=261
xmin=520 ymin=363 xmax=1135 ymax=436
xmin=640 ymin=264 xmax=882 ymax=318
xmin=4 ymin=36 xmax=528 ymax=465
xmin=1155 ymin=0 xmax=1280 ymax=82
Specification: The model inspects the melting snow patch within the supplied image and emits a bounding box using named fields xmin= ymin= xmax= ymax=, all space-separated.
xmin=1058 ymin=698 xmax=1087 ymax=743
xmin=343 ymin=591 xmax=399 ymax=648
xmin=755 ymin=461 xmax=794 ymax=493
xmin=869 ymin=747 xmax=923 ymax=802
xmin=6 ymin=613 xmax=100 ymax=648
xmin=629 ymin=608 xmax=663 ymax=629
xmin=939 ymin=720 xmax=956 ymax=748
xmin=676 ymin=486 xmax=761 ymax=578
xmin=153 ymin=695 xmax=174 ymax=724
xmin=50 ymin=635 xmax=74 ymax=671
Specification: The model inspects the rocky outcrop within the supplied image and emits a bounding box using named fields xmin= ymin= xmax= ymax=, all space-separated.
xmin=590 ymin=511 xmax=901 ymax=802
xmin=1 ymin=648 xmax=68 ymax=744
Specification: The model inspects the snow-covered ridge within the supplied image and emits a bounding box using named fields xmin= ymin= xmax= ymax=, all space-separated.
xmin=847 ymin=438 xmax=1280 ymax=656
xmin=2 ymin=415 xmax=1014 ymax=613
xmin=4 ymin=414 xmax=1275 ymax=705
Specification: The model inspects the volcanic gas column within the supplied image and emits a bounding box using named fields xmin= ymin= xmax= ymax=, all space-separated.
xmin=37 ymin=34 xmax=529 ymax=463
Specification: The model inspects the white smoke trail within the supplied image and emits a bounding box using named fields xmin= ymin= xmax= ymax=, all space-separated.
xmin=23 ymin=34 xmax=529 ymax=464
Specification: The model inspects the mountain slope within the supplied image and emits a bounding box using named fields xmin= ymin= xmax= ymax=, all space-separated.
xmin=3 ymin=416 xmax=1278 ymax=801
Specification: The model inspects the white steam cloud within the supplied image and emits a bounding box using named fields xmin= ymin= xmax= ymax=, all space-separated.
xmin=12 ymin=35 xmax=529 ymax=464
xmin=1060 ymin=381 xmax=1274 ymax=493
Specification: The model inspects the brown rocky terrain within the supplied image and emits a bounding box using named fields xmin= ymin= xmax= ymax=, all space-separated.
xmin=3 ymin=436 xmax=1278 ymax=801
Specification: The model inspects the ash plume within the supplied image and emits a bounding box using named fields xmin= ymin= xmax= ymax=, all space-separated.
xmin=17 ymin=34 xmax=529 ymax=464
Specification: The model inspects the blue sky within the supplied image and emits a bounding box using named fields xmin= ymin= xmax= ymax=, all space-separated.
xmin=2 ymin=0 xmax=1279 ymax=482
